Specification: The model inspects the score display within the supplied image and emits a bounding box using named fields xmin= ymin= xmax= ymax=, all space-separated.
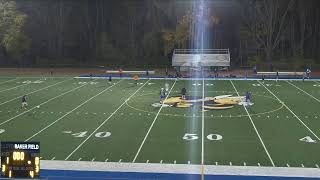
xmin=1 ymin=142 xmax=40 ymax=178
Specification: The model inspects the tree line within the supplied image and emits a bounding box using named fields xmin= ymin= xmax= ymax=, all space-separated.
xmin=0 ymin=0 xmax=319 ymax=69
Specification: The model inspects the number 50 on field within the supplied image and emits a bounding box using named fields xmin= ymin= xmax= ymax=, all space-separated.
xmin=183 ymin=133 xmax=223 ymax=141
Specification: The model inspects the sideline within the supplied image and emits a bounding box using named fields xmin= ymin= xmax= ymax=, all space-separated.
xmin=41 ymin=160 xmax=320 ymax=178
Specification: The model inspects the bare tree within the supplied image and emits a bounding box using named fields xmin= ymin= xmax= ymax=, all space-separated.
xmin=241 ymin=0 xmax=294 ymax=63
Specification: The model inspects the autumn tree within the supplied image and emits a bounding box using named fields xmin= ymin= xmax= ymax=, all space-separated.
xmin=0 ymin=0 xmax=31 ymax=63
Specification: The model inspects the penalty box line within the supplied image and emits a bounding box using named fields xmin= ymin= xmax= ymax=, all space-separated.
xmin=0 ymin=78 xmax=71 ymax=106
xmin=258 ymin=80 xmax=320 ymax=141
xmin=65 ymin=79 xmax=151 ymax=160
xmin=230 ymin=80 xmax=275 ymax=167
xmin=286 ymin=81 xmax=320 ymax=103
xmin=132 ymin=79 xmax=177 ymax=163
xmin=25 ymin=79 xmax=123 ymax=142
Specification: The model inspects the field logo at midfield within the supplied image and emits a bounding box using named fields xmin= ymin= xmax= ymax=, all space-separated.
xmin=152 ymin=95 xmax=253 ymax=111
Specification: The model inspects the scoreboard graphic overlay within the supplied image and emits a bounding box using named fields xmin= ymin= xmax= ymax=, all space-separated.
xmin=1 ymin=142 xmax=40 ymax=178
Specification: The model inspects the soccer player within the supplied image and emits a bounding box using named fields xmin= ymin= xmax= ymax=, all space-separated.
xmin=306 ymin=68 xmax=311 ymax=79
xmin=276 ymin=70 xmax=279 ymax=82
xmin=181 ymin=87 xmax=187 ymax=100
xmin=160 ymin=88 xmax=165 ymax=102
xmin=214 ymin=68 xmax=218 ymax=78
xmin=245 ymin=91 xmax=252 ymax=104
xmin=133 ymin=74 xmax=139 ymax=85
xmin=165 ymin=83 xmax=169 ymax=96
xmin=119 ymin=68 xmax=123 ymax=78
xmin=109 ymin=75 xmax=112 ymax=82
xmin=21 ymin=95 xmax=28 ymax=109
xmin=253 ymin=65 xmax=257 ymax=74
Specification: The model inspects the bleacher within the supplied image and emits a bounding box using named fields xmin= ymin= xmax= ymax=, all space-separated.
xmin=172 ymin=49 xmax=230 ymax=68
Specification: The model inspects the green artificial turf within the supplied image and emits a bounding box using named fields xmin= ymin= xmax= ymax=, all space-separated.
xmin=0 ymin=77 xmax=319 ymax=167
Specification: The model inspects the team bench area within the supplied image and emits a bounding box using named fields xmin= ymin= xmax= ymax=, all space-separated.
xmin=256 ymin=71 xmax=305 ymax=78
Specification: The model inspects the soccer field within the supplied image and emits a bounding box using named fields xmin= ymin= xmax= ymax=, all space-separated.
xmin=1 ymin=76 xmax=320 ymax=168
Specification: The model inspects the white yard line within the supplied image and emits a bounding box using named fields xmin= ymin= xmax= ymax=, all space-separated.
xmin=132 ymin=79 xmax=177 ymax=163
xmin=287 ymin=81 xmax=320 ymax=103
xmin=201 ymin=77 xmax=205 ymax=165
xmin=0 ymin=83 xmax=88 ymax=126
xmin=65 ymin=79 xmax=151 ymax=160
xmin=230 ymin=80 xmax=275 ymax=167
xmin=0 ymin=83 xmax=28 ymax=93
xmin=0 ymin=78 xmax=18 ymax=85
xmin=25 ymin=80 xmax=122 ymax=141
xmin=0 ymin=78 xmax=71 ymax=106
xmin=258 ymin=80 xmax=320 ymax=141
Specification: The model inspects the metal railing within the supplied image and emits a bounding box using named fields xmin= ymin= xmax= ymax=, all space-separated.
xmin=173 ymin=49 xmax=230 ymax=54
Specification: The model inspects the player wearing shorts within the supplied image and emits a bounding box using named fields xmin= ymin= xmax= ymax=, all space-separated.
xmin=165 ymin=83 xmax=169 ymax=96
xmin=306 ymin=68 xmax=311 ymax=79
xmin=160 ymin=88 xmax=165 ymax=102
xmin=21 ymin=95 xmax=28 ymax=109
xmin=245 ymin=91 xmax=252 ymax=103
xmin=181 ymin=87 xmax=186 ymax=100
xmin=133 ymin=74 xmax=139 ymax=85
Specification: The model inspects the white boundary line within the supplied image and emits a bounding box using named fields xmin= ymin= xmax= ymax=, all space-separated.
xmin=0 ymin=83 xmax=28 ymax=93
xmin=25 ymin=80 xmax=123 ymax=141
xmin=0 ymin=78 xmax=18 ymax=85
xmin=0 ymin=78 xmax=71 ymax=106
xmin=258 ymin=80 xmax=320 ymax=141
xmin=132 ymin=79 xmax=177 ymax=162
xmin=74 ymin=76 xmax=320 ymax=81
xmin=0 ymin=83 xmax=89 ymax=126
xmin=230 ymin=80 xmax=275 ymax=167
xmin=65 ymin=79 xmax=151 ymax=160
xmin=41 ymin=160 xmax=320 ymax=178
xmin=287 ymin=81 xmax=320 ymax=103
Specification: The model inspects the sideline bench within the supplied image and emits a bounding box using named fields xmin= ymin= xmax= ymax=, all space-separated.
xmin=105 ymin=70 xmax=155 ymax=75
xmin=256 ymin=72 xmax=305 ymax=78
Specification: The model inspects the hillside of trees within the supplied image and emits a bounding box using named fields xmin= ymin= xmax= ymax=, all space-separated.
xmin=0 ymin=0 xmax=320 ymax=70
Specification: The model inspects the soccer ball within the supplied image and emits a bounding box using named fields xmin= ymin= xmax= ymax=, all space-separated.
xmin=36 ymin=105 xmax=40 ymax=108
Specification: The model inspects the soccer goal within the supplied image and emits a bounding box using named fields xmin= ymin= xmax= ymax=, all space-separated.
xmin=172 ymin=49 xmax=230 ymax=69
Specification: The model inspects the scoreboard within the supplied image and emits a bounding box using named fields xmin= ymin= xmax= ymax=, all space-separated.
xmin=1 ymin=142 xmax=40 ymax=178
